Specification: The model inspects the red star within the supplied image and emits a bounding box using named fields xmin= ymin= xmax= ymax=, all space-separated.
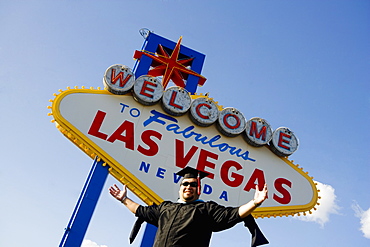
xmin=134 ymin=37 xmax=206 ymax=89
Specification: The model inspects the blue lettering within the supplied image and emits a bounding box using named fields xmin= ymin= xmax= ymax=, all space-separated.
xmin=193 ymin=133 xmax=208 ymax=143
xmin=173 ymin=173 xmax=182 ymax=184
xmin=139 ymin=161 xmax=150 ymax=173
xmin=217 ymin=143 xmax=229 ymax=152
xmin=241 ymin=151 xmax=254 ymax=161
xmin=143 ymin=111 xmax=255 ymax=162
xmin=219 ymin=191 xmax=228 ymax=201
xmin=181 ymin=126 xmax=196 ymax=138
xmin=203 ymin=135 xmax=222 ymax=146
xmin=120 ymin=103 xmax=129 ymax=113
xmin=156 ymin=167 xmax=166 ymax=179
xmin=130 ymin=108 xmax=140 ymax=117
xmin=143 ymin=110 xmax=177 ymax=127
xmin=229 ymin=147 xmax=242 ymax=156
xmin=167 ymin=124 xmax=181 ymax=133
xmin=203 ymin=184 xmax=213 ymax=195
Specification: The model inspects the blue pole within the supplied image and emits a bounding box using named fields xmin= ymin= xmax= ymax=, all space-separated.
xmin=59 ymin=158 xmax=109 ymax=247
xmin=140 ymin=223 xmax=157 ymax=247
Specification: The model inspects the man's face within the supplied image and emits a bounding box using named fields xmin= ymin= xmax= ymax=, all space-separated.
xmin=179 ymin=178 xmax=199 ymax=202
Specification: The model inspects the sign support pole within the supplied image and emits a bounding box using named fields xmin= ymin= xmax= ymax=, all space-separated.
xmin=59 ymin=158 xmax=109 ymax=247
xmin=140 ymin=223 xmax=157 ymax=246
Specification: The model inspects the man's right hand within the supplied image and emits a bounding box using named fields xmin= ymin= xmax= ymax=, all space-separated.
xmin=109 ymin=184 xmax=127 ymax=202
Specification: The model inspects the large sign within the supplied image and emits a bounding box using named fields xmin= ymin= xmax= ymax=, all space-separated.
xmin=50 ymin=32 xmax=318 ymax=218
xmin=51 ymin=89 xmax=317 ymax=217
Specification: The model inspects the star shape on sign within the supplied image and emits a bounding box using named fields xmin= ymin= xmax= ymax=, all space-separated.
xmin=134 ymin=37 xmax=206 ymax=89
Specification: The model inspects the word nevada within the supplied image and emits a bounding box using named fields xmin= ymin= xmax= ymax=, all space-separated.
xmin=103 ymin=64 xmax=299 ymax=157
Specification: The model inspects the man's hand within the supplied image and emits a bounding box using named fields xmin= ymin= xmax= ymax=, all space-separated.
xmin=109 ymin=184 xmax=140 ymax=214
xmin=238 ymin=183 xmax=268 ymax=218
xmin=253 ymin=184 xmax=268 ymax=205
xmin=109 ymin=184 xmax=127 ymax=202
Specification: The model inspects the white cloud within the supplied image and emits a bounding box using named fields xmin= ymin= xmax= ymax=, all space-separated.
xmin=82 ymin=239 xmax=108 ymax=247
xmin=352 ymin=202 xmax=370 ymax=239
xmin=295 ymin=181 xmax=340 ymax=227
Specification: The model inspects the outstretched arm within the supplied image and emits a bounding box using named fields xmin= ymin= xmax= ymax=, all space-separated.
xmin=109 ymin=184 xmax=140 ymax=214
xmin=238 ymin=184 xmax=268 ymax=218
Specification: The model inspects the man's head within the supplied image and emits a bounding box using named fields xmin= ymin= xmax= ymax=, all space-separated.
xmin=178 ymin=177 xmax=199 ymax=202
xmin=176 ymin=166 xmax=210 ymax=203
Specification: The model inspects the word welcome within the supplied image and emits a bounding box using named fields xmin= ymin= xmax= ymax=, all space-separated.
xmin=103 ymin=64 xmax=299 ymax=157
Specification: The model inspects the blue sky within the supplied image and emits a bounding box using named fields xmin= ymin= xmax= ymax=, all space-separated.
xmin=1 ymin=1 xmax=369 ymax=247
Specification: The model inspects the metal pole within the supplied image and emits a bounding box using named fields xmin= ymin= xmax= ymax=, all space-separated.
xmin=59 ymin=158 xmax=109 ymax=247
xmin=140 ymin=223 xmax=157 ymax=247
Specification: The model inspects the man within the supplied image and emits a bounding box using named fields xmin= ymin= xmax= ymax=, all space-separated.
xmin=109 ymin=167 xmax=269 ymax=247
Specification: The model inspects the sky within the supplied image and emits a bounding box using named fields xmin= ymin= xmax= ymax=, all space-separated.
xmin=0 ymin=1 xmax=369 ymax=247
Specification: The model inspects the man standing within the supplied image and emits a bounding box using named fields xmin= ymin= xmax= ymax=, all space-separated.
xmin=109 ymin=167 xmax=269 ymax=247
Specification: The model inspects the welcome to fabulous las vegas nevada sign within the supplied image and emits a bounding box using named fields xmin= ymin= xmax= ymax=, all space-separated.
xmin=49 ymin=31 xmax=319 ymax=218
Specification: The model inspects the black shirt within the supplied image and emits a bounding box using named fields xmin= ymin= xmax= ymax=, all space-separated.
xmin=135 ymin=200 xmax=242 ymax=247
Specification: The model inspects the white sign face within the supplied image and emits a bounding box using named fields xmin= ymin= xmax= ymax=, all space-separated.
xmin=52 ymin=89 xmax=318 ymax=217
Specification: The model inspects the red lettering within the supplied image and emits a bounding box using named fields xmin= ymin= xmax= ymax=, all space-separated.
xmin=196 ymin=149 xmax=217 ymax=179
xmin=140 ymin=80 xmax=157 ymax=98
xmin=106 ymin=121 xmax=134 ymax=150
xmin=110 ymin=69 xmax=132 ymax=87
xmin=220 ymin=160 xmax=243 ymax=187
xmin=137 ymin=130 xmax=162 ymax=156
xmin=169 ymin=91 xmax=183 ymax=109
xmin=196 ymin=103 xmax=211 ymax=119
xmin=249 ymin=121 xmax=267 ymax=141
xmin=175 ymin=139 xmax=198 ymax=169
xmin=88 ymin=110 xmax=108 ymax=140
xmin=273 ymin=178 xmax=292 ymax=204
xmin=278 ymin=132 xmax=291 ymax=150
xmin=223 ymin=114 xmax=241 ymax=129
xmin=244 ymin=168 xmax=266 ymax=191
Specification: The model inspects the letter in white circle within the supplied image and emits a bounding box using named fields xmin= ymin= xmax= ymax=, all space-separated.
xmin=269 ymin=127 xmax=299 ymax=157
xmin=244 ymin=117 xmax=273 ymax=147
xmin=133 ymin=75 xmax=163 ymax=106
xmin=103 ymin=64 xmax=135 ymax=95
xmin=162 ymin=86 xmax=192 ymax=116
xmin=189 ymin=97 xmax=219 ymax=127
xmin=217 ymin=107 xmax=246 ymax=137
